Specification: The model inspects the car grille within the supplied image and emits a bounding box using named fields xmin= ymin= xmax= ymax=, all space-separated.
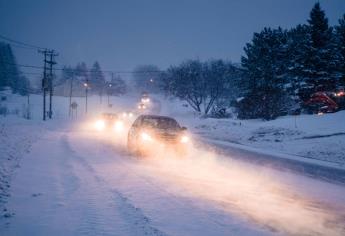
xmin=159 ymin=133 xmax=178 ymax=142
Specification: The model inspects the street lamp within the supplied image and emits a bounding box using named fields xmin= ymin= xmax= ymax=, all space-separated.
xmin=107 ymin=83 xmax=112 ymax=106
xmin=84 ymin=82 xmax=89 ymax=114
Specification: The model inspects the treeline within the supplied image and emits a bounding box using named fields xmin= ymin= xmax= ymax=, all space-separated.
xmin=58 ymin=61 xmax=127 ymax=98
xmin=0 ymin=42 xmax=30 ymax=95
xmin=162 ymin=59 xmax=242 ymax=115
xmin=239 ymin=3 xmax=345 ymax=119
xmin=157 ymin=3 xmax=345 ymax=119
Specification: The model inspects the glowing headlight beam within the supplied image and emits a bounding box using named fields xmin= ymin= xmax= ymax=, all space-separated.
xmin=95 ymin=120 xmax=105 ymax=131
xmin=141 ymin=132 xmax=152 ymax=141
xmin=180 ymin=135 xmax=190 ymax=143
xmin=114 ymin=120 xmax=124 ymax=132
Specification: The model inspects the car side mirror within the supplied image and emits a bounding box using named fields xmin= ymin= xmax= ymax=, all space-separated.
xmin=181 ymin=126 xmax=187 ymax=131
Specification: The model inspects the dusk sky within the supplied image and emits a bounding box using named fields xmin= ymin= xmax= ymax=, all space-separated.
xmin=1 ymin=0 xmax=345 ymax=79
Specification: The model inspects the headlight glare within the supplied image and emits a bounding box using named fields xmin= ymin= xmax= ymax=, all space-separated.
xmin=141 ymin=132 xmax=152 ymax=141
xmin=180 ymin=135 xmax=190 ymax=143
xmin=95 ymin=119 xmax=105 ymax=130
xmin=114 ymin=120 xmax=124 ymax=131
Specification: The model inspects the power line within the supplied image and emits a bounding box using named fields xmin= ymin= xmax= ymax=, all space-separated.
xmin=0 ymin=69 xmax=42 ymax=75
xmin=2 ymin=62 xmax=43 ymax=69
xmin=0 ymin=35 xmax=164 ymax=74
xmin=0 ymin=34 xmax=168 ymax=78
xmin=2 ymin=61 xmax=164 ymax=74
xmin=0 ymin=34 xmax=47 ymax=50
xmin=8 ymin=44 xmax=38 ymax=51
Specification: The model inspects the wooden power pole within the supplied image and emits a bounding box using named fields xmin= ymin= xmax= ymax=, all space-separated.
xmin=39 ymin=49 xmax=58 ymax=120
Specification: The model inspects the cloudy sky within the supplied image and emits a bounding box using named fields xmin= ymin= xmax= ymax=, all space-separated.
xmin=0 ymin=0 xmax=344 ymax=79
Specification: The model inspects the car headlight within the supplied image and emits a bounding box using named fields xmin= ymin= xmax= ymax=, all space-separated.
xmin=180 ymin=135 xmax=190 ymax=143
xmin=141 ymin=132 xmax=152 ymax=141
xmin=128 ymin=112 xmax=133 ymax=117
xmin=142 ymin=98 xmax=150 ymax=103
xmin=114 ymin=120 xmax=124 ymax=131
xmin=122 ymin=112 xmax=127 ymax=118
xmin=95 ymin=119 xmax=105 ymax=130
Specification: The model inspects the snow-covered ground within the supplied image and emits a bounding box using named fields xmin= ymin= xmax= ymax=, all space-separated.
xmin=0 ymin=93 xmax=345 ymax=235
xmin=158 ymin=97 xmax=345 ymax=167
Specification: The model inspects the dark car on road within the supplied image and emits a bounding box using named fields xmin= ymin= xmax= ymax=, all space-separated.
xmin=94 ymin=112 xmax=124 ymax=132
xmin=127 ymin=115 xmax=190 ymax=156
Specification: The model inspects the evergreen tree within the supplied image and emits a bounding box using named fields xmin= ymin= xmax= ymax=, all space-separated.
xmin=0 ymin=42 xmax=29 ymax=94
xmin=90 ymin=61 xmax=105 ymax=100
xmin=304 ymin=2 xmax=336 ymax=90
xmin=241 ymin=27 xmax=290 ymax=120
xmin=287 ymin=25 xmax=310 ymax=82
xmin=335 ymin=14 xmax=345 ymax=86
xmin=75 ymin=62 xmax=89 ymax=82
xmin=0 ymin=43 xmax=12 ymax=89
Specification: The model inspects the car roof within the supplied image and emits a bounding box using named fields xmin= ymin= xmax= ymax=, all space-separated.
xmin=139 ymin=114 xmax=175 ymax=120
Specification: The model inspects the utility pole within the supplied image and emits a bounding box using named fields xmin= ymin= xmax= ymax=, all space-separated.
xmin=39 ymin=49 xmax=58 ymax=120
xmin=69 ymin=73 xmax=74 ymax=117
xmin=108 ymin=72 xmax=113 ymax=106
xmin=39 ymin=49 xmax=48 ymax=121
xmin=84 ymin=80 xmax=89 ymax=114
xmin=47 ymin=50 xmax=58 ymax=119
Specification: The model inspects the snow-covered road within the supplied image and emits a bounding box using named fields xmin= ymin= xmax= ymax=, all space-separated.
xmin=1 ymin=120 xmax=345 ymax=236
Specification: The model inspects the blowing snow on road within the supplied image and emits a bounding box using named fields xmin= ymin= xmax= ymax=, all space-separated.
xmin=1 ymin=94 xmax=345 ymax=236
xmin=1 ymin=1 xmax=345 ymax=235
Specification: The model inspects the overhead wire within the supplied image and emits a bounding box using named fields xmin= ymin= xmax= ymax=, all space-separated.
xmin=0 ymin=34 xmax=164 ymax=75
xmin=1 ymin=61 xmax=164 ymax=74
xmin=0 ymin=34 xmax=47 ymax=50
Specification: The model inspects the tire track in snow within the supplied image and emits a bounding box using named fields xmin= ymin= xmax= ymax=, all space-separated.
xmin=61 ymin=134 xmax=169 ymax=236
xmin=67 ymin=131 xmax=276 ymax=236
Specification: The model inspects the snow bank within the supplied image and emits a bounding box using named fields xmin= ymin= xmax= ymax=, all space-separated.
xmin=0 ymin=116 xmax=44 ymax=215
xmin=156 ymin=96 xmax=345 ymax=166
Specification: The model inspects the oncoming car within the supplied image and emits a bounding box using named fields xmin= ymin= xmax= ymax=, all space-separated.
xmin=127 ymin=115 xmax=190 ymax=156
xmin=94 ymin=112 xmax=124 ymax=132
xmin=121 ymin=111 xmax=134 ymax=119
xmin=141 ymin=93 xmax=150 ymax=103
xmin=137 ymin=103 xmax=147 ymax=110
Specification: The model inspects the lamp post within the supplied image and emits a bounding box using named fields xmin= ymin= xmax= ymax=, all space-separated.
xmin=107 ymin=83 xmax=112 ymax=106
xmin=84 ymin=82 xmax=88 ymax=114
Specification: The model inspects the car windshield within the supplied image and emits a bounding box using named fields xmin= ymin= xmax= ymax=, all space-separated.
xmin=102 ymin=113 xmax=117 ymax=119
xmin=143 ymin=117 xmax=180 ymax=130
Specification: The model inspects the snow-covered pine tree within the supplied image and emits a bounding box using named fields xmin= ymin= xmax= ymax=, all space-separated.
xmin=304 ymin=2 xmax=336 ymax=91
xmin=241 ymin=27 xmax=290 ymax=120
xmin=0 ymin=42 xmax=29 ymax=95
xmin=0 ymin=43 xmax=13 ymax=90
xmin=75 ymin=62 xmax=89 ymax=95
xmin=287 ymin=24 xmax=310 ymax=88
xmin=335 ymin=14 xmax=345 ymax=87
xmin=90 ymin=61 xmax=105 ymax=99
